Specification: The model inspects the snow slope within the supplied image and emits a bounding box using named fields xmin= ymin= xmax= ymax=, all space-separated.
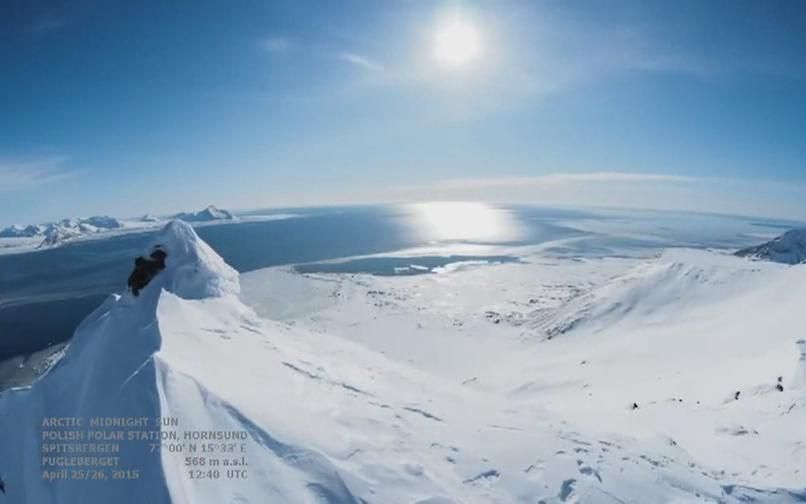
xmin=2 ymin=222 xmax=805 ymax=503
xmin=527 ymin=249 xmax=769 ymax=338
xmin=243 ymin=247 xmax=806 ymax=498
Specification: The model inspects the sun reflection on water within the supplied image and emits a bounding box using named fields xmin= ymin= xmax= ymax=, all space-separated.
xmin=402 ymin=202 xmax=524 ymax=243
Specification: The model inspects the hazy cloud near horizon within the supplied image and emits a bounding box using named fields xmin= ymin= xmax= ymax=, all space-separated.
xmin=0 ymin=157 xmax=77 ymax=192
xmin=3 ymin=171 xmax=806 ymax=228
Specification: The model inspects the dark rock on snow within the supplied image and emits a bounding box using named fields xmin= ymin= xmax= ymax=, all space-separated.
xmin=127 ymin=248 xmax=167 ymax=296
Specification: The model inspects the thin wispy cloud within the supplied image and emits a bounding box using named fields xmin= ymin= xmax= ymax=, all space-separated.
xmin=423 ymin=172 xmax=698 ymax=190
xmin=261 ymin=37 xmax=292 ymax=53
xmin=259 ymin=33 xmax=384 ymax=72
xmin=338 ymin=52 xmax=384 ymax=72
xmin=26 ymin=17 xmax=69 ymax=36
xmin=0 ymin=156 xmax=78 ymax=192
xmin=260 ymin=36 xmax=384 ymax=75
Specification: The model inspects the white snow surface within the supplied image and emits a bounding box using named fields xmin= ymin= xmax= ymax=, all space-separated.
xmin=2 ymin=221 xmax=806 ymax=503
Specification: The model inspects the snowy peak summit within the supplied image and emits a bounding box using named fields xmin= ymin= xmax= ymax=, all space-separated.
xmin=736 ymin=228 xmax=806 ymax=265
xmin=139 ymin=220 xmax=239 ymax=299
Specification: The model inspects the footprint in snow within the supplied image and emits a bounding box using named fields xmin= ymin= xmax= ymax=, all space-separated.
xmin=239 ymin=324 xmax=262 ymax=335
xmin=412 ymin=497 xmax=457 ymax=504
xmin=462 ymin=469 xmax=501 ymax=485
xmin=577 ymin=459 xmax=603 ymax=483
xmin=402 ymin=406 xmax=443 ymax=422
xmin=715 ymin=425 xmax=758 ymax=436
xmin=559 ymin=478 xmax=577 ymax=502
xmin=524 ymin=460 xmax=546 ymax=479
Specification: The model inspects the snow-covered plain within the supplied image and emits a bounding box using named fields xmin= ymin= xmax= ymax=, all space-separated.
xmin=1 ymin=220 xmax=805 ymax=503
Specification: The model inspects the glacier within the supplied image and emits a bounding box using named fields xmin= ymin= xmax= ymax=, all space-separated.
xmin=1 ymin=221 xmax=805 ymax=503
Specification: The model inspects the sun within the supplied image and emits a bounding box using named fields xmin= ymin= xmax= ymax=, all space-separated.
xmin=433 ymin=17 xmax=481 ymax=68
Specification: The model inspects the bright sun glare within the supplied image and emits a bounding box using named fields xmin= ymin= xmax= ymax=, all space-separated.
xmin=433 ymin=17 xmax=481 ymax=68
xmin=407 ymin=202 xmax=523 ymax=243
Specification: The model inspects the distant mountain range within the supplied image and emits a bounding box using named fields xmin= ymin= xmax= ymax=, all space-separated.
xmin=0 ymin=205 xmax=236 ymax=248
xmin=736 ymin=228 xmax=806 ymax=265
xmin=0 ymin=216 xmax=124 ymax=238
xmin=0 ymin=224 xmax=47 ymax=238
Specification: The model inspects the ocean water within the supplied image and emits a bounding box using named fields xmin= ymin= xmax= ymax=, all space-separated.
xmin=0 ymin=204 xmax=798 ymax=363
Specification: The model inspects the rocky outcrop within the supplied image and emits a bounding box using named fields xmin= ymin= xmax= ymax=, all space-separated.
xmin=127 ymin=248 xmax=167 ymax=296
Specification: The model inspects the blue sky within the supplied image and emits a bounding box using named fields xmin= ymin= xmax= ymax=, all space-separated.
xmin=2 ymin=0 xmax=806 ymax=225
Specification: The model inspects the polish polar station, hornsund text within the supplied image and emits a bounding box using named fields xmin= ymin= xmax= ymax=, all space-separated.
xmin=40 ymin=416 xmax=250 ymax=482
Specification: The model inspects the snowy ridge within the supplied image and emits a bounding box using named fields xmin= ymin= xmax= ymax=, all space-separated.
xmin=2 ymin=222 xmax=805 ymax=502
xmin=736 ymin=228 xmax=806 ymax=265
xmin=0 ymin=220 xmax=235 ymax=502
xmin=0 ymin=221 xmax=343 ymax=502
xmin=150 ymin=220 xmax=239 ymax=299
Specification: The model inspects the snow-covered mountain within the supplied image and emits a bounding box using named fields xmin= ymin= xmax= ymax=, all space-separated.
xmin=37 ymin=224 xmax=83 ymax=248
xmin=1 ymin=216 xmax=124 ymax=239
xmin=736 ymin=228 xmax=806 ymax=264
xmin=173 ymin=205 xmax=235 ymax=222
xmin=33 ymin=217 xmax=126 ymax=248
xmin=81 ymin=215 xmax=124 ymax=229
xmin=0 ymin=223 xmax=45 ymax=237
xmin=2 ymin=221 xmax=805 ymax=503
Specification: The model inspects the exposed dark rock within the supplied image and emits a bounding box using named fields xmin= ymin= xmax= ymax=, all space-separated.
xmin=127 ymin=248 xmax=167 ymax=296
